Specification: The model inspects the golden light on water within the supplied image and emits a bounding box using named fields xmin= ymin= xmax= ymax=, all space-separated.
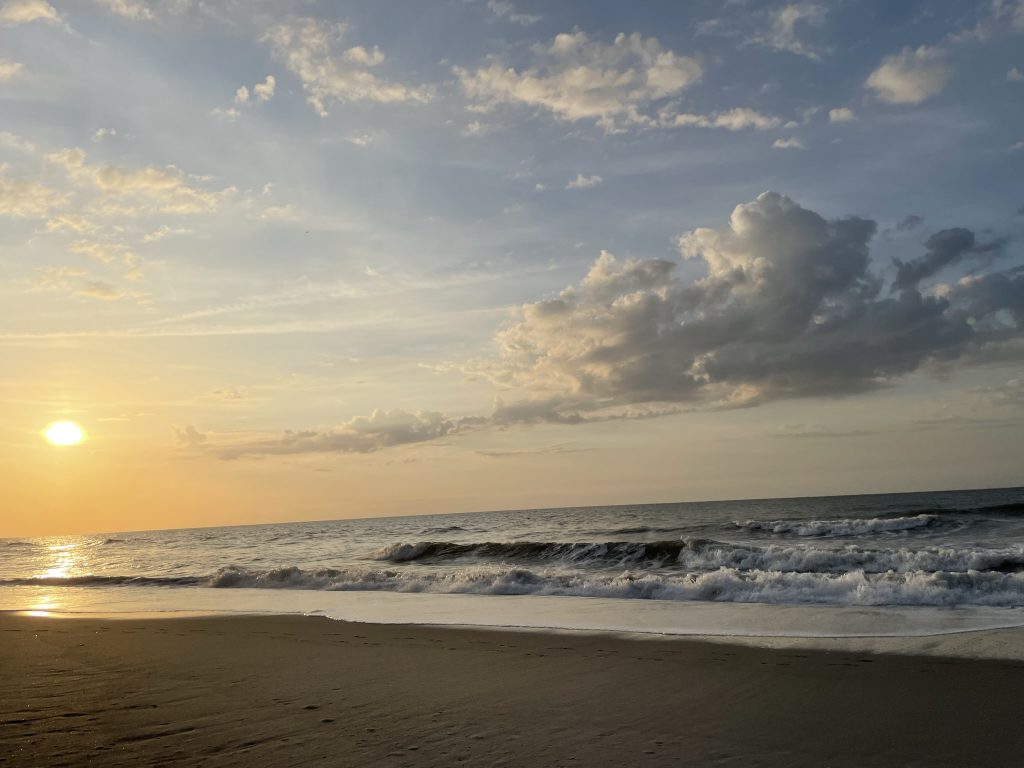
xmin=43 ymin=421 xmax=85 ymax=447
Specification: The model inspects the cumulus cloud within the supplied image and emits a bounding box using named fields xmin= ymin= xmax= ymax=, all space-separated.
xmin=566 ymin=174 xmax=602 ymax=190
xmin=264 ymin=19 xmax=430 ymax=116
xmin=828 ymin=107 xmax=855 ymax=123
xmin=94 ymin=0 xmax=153 ymax=21
xmin=185 ymin=194 xmax=1023 ymax=457
xmin=474 ymin=192 xmax=1022 ymax=415
xmin=751 ymin=3 xmax=829 ymax=60
xmin=772 ymin=137 xmax=804 ymax=149
xmin=866 ymin=46 xmax=950 ymax=104
xmin=0 ymin=59 xmax=23 ymax=80
xmin=252 ymin=75 xmax=275 ymax=102
xmin=0 ymin=0 xmax=58 ymax=25
xmin=234 ymin=75 xmax=276 ymax=105
xmin=893 ymin=228 xmax=1008 ymax=289
xmin=456 ymin=31 xmax=702 ymax=132
xmin=1009 ymin=67 xmax=1024 ymax=82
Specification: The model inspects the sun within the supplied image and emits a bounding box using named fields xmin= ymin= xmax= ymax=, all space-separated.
xmin=43 ymin=421 xmax=85 ymax=447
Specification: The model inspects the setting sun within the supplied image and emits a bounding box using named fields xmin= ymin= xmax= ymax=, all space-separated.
xmin=43 ymin=421 xmax=85 ymax=447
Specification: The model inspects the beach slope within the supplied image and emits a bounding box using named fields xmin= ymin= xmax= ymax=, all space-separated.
xmin=1 ymin=614 xmax=1022 ymax=767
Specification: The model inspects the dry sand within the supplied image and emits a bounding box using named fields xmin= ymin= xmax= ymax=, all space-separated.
xmin=1 ymin=613 xmax=1022 ymax=767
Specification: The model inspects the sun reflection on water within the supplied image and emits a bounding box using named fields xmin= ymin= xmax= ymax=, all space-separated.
xmin=38 ymin=542 xmax=84 ymax=580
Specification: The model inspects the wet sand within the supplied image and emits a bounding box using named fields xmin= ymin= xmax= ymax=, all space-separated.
xmin=1 ymin=613 xmax=1022 ymax=767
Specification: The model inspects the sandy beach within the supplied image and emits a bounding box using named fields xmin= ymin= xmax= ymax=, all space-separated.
xmin=1 ymin=614 xmax=1022 ymax=767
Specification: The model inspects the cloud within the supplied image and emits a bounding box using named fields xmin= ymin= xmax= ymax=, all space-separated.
xmin=0 ymin=0 xmax=57 ymax=25
xmin=0 ymin=174 xmax=67 ymax=217
xmin=142 ymin=224 xmax=190 ymax=242
xmin=234 ymin=75 xmax=276 ymax=105
xmin=0 ymin=59 xmax=23 ymax=80
xmin=895 ymin=214 xmax=923 ymax=232
xmin=46 ymin=147 xmax=234 ymax=214
xmin=94 ymin=0 xmax=153 ymax=21
xmin=211 ymin=106 xmax=241 ymax=121
xmin=486 ymin=0 xmax=540 ymax=25
xmin=259 ymin=203 xmax=302 ymax=221
xmin=865 ymin=46 xmax=950 ymax=104
xmin=1009 ymin=67 xmax=1024 ymax=82
xmin=473 ymin=192 xmax=1023 ymax=414
xmin=461 ymin=120 xmax=491 ymax=137
xmin=828 ymin=107 xmax=855 ymax=123
xmin=948 ymin=0 xmax=1024 ymax=43
xmin=981 ymin=378 xmax=1024 ymax=407
xmin=264 ymin=18 xmax=430 ymax=116
xmin=45 ymin=214 xmax=97 ymax=233
xmin=893 ymin=228 xmax=1008 ymax=289
xmin=751 ymin=3 xmax=829 ymax=60
xmin=0 ymin=131 xmax=35 ymax=153
xmin=252 ymin=75 xmax=275 ymax=102
xmin=456 ymin=31 xmax=702 ymax=132
xmin=666 ymin=107 xmax=781 ymax=131
xmin=174 ymin=424 xmax=208 ymax=447
xmin=772 ymin=137 xmax=803 ymax=149
xmin=344 ymin=132 xmax=379 ymax=146
xmin=36 ymin=266 xmax=147 ymax=302
xmin=213 ymin=409 xmax=464 ymax=458
xmin=92 ymin=127 xmax=118 ymax=142
xmin=566 ymin=174 xmax=602 ymax=190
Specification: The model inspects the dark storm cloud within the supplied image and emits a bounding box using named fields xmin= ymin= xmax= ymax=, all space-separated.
xmin=893 ymin=228 xmax=1008 ymax=289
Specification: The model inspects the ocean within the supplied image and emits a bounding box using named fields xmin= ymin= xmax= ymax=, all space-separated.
xmin=4 ymin=487 xmax=1024 ymax=638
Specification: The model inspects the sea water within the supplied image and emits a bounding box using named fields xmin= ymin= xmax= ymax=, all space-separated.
xmin=3 ymin=487 xmax=1024 ymax=638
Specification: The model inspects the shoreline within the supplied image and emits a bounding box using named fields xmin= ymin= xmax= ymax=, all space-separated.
xmin=3 ymin=613 xmax=1024 ymax=767
xmin=5 ymin=585 xmax=1024 ymax=660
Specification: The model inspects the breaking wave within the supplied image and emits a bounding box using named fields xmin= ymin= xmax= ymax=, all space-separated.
xmin=370 ymin=538 xmax=1024 ymax=574
xmin=373 ymin=539 xmax=714 ymax=566
xmin=6 ymin=565 xmax=1024 ymax=607
xmin=734 ymin=514 xmax=941 ymax=537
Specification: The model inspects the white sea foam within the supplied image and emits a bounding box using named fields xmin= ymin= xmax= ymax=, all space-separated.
xmin=734 ymin=514 xmax=940 ymax=536
xmin=371 ymin=538 xmax=1024 ymax=575
xmin=187 ymin=563 xmax=1024 ymax=607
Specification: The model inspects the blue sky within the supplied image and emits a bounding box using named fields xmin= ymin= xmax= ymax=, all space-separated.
xmin=1 ymin=0 xmax=1023 ymax=534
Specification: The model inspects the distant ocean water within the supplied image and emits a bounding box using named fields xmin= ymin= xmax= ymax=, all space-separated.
xmin=3 ymin=488 xmax=1024 ymax=615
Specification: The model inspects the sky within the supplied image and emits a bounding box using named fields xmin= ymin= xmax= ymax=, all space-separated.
xmin=1 ymin=0 xmax=1023 ymax=537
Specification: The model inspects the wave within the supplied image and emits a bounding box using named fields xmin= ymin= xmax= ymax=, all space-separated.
xmin=733 ymin=514 xmax=940 ymax=537
xmin=601 ymin=526 xmax=689 ymax=535
xmin=0 ymin=575 xmax=203 ymax=587
xmin=202 ymin=564 xmax=1024 ymax=607
xmin=419 ymin=525 xmax=469 ymax=535
xmin=979 ymin=502 xmax=1024 ymax=515
xmin=371 ymin=538 xmax=1024 ymax=575
xmin=373 ymin=539 xmax=715 ymax=566
xmin=7 ymin=566 xmax=1024 ymax=607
